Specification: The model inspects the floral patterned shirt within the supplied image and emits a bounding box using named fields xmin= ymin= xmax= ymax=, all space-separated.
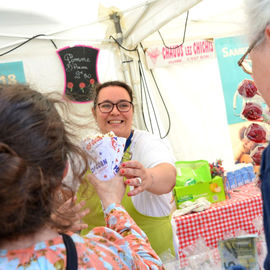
xmin=0 ymin=203 xmax=164 ymax=269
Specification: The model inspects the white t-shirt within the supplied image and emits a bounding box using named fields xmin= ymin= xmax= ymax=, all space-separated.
xmin=129 ymin=130 xmax=176 ymax=217
xmin=63 ymin=130 xmax=176 ymax=217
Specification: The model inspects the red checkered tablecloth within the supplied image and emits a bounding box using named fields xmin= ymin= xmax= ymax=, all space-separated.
xmin=173 ymin=183 xmax=263 ymax=266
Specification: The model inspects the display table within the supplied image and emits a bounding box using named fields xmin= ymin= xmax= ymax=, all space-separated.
xmin=173 ymin=183 xmax=263 ymax=266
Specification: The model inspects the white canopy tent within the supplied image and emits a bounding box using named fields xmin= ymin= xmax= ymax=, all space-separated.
xmin=0 ymin=0 xmax=247 ymax=169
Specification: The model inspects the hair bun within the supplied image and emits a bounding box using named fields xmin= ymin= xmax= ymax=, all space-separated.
xmin=0 ymin=142 xmax=16 ymax=154
xmin=0 ymin=142 xmax=27 ymax=183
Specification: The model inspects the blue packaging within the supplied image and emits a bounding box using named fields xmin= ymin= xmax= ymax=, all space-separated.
xmin=226 ymin=171 xmax=237 ymax=189
xmin=241 ymin=167 xmax=250 ymax=184
xmin=224 ymin=176 xmax=231 ymax=191
xmin=234 ymin=169 xmax=244 ymax=187
xmin=246 ymin=165 xmax=256 ymax=182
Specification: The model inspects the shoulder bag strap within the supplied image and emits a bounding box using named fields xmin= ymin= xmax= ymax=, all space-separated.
xmin=61 ymin=233 xmax=78 ymax=270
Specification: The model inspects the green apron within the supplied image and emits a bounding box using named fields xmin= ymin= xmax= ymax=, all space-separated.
xmin=76 ymin=146 xmax=175 ymax=257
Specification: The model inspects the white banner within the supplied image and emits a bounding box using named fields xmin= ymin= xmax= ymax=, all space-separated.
xmin=145 ymin=39 xmax=215 ymax=69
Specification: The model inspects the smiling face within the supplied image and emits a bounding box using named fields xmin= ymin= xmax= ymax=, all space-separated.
xmin=92 ymin=85 xmax=134 ymax=138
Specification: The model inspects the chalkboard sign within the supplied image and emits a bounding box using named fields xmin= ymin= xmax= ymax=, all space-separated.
xmin=57 ymin=45 xmax=100 ymax=102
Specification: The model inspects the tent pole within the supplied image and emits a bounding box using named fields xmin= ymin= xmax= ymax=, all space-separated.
xmin=109 ymin=13 xmax=131 ymax=84
xmin=110 ymin=12 xmax=145 ymax=130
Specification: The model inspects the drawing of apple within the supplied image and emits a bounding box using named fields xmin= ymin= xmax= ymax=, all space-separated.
xmin=210 ymin=183 xmax=221 ymax=193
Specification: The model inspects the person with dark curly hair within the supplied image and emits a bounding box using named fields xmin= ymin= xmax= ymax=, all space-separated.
xmin=0 ymin=84 xmax=164 ymax=269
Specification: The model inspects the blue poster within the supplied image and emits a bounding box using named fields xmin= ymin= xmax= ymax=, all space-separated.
xmin=215 ymin=36 xmax=251 ymax=125
xmin=215 ymin=36 xmax=269 ymax=168
xmin=0 ymin=61 xmax=26 ymax=85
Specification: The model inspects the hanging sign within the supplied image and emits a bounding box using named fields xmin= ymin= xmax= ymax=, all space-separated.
xmin=145 ymin=39 xmax=215 ymax=69
xmin=57 ymin=45 xmax=100 ymax=103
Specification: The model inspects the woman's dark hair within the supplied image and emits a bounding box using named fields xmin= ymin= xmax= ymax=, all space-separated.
xmin=0 ymin=84 xmax=88 ymax=241
xmin=93 ymin=80 xmax=133 ymax=109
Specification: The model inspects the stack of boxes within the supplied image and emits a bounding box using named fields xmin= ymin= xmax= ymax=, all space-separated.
xmin=173 ymin=161 xmax=257 ymax=209
xmin=225 ymin=164 xmax=256 ymax=190
xmin=173 ymin=160 xmax=226 ymax=209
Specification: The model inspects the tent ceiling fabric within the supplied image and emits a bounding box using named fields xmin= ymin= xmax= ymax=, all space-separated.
xmin=140 ymin=0 xmax=246 ymax=47
xmin=121 ymin=0 xmax=202 ymax=48
xmin=0 ymin=0 xmax=246 ymax=46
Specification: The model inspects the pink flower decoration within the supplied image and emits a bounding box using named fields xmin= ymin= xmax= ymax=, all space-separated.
xmin=79 ymin=82 xmax=86 ymax=93
xmin=79 ymin=82 xmax=86 ymax=88
xmin=67 ymin=82 xmax=74 ymax=92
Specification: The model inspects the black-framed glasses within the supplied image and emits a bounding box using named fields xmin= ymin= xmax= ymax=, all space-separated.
xmin=237 ymin=40 xmax=257 ymax=75
xmin=97 ymin=100 xmax=133 ymax=113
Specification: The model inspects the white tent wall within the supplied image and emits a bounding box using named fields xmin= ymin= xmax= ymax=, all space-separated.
xmin=0 ymin=0 xmax=246 ymax=169
xmin=148 ymin=57 xmax=235 ymax=168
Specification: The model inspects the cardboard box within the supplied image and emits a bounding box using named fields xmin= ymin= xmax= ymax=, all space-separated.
xmin=173 ymin=176 xmax=226 ymax=208
xmin=175 ymin=160 xmax=212 ymax=186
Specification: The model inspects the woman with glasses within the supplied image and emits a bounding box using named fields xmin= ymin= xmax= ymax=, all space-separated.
xmin=238 ymin=0 xmax=270 ymax=269
xmin=77 ymin=80 xmax=177 ymax=258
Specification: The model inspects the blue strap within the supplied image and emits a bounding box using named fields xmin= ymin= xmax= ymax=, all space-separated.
xmin=124 ymin=130 xmax=134 ymax=152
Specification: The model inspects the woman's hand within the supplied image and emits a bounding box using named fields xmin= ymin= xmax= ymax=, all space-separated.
xmin=119 ymin=161 xmax=153 ymax=196
xmin=87 ymin=174 xmax=126 ymax=209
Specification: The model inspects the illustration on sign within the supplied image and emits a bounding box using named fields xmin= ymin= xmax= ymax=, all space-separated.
xmin=57 ymin=45 xmax=100 ymax=102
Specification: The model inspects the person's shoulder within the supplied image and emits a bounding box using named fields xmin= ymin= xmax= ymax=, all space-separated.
xmin=264 ymin=143 xmax=270 ymax=154
xmin=132 ymin=130 xmax=162 ymax=147
xmin=134 ymin=129 xmax=150 ymax=135
xmin=132 ymin=129 xmax=174 ymax=151
xmin=133 ymin=129 xmax=160 ymax=140
xmin=261 ymin=143 xmax=270 ymax=164
xmin=260 ymin=143 xmax=270 ymax=162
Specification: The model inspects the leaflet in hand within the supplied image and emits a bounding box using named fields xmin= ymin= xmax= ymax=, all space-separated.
xmin=82 ymin=131 xmax=126 ymax=181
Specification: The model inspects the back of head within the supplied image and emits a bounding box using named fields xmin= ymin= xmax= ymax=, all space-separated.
xmin=245 ymin=0 xmax=270 ymax=44
xmin=0 ymin=84 xmax=87 ymax=240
